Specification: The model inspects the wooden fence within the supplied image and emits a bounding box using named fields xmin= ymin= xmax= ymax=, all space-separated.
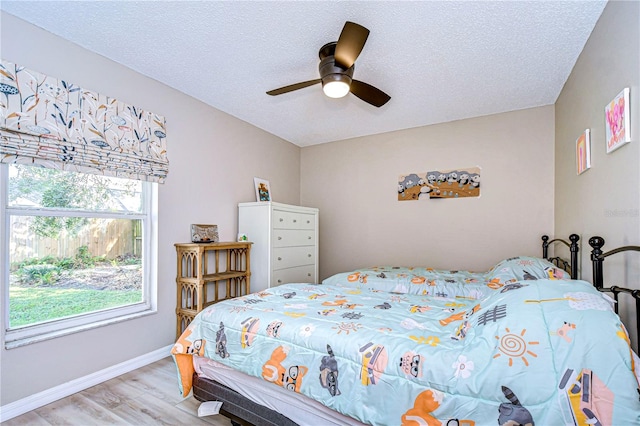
xmin=10 ymin=217 xmax=141 ymax=264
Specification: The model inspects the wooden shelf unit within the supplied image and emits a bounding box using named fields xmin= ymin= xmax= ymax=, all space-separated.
xmin=175 ymin=241 xmax=252 ymax=337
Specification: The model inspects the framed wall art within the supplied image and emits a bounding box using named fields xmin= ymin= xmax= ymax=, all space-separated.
xmin=254 ymin=177 xmax=271 ymax=202
xmin=191 ymin=224 xmax=219 ymax=243
xmin=605 ymin=87 xmax=631 ymax=153
xmin=398 ymin=167 xmax=481 ymax=201
xmin=576 ymin=129 xmax=591 ymax=175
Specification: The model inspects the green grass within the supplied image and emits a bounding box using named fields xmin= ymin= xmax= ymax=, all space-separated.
xmin=9 ymin=286 xmax=142 ymax=327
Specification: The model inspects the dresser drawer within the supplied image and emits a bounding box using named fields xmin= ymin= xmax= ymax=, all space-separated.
xmin=272 ymin=229 xmax=315 ymax=248
xmin=272 ymin=265 xmax=316 ymax=286
xmin=272 ymin=246 xmax=315 ymax=270
xmin=272 ymin=210 xmax=315 ymax=230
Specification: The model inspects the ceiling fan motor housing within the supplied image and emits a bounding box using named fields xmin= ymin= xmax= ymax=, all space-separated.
xmin=319 ymin=55 xmax=354 ymax=87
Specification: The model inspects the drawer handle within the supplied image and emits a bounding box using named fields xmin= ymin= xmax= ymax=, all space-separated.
xmin=293 ymin=219 xmax=297 ymax=223
xmin=307 ymin=220 xmax=310 ymax=224
xmin=308 ymin=254 xmax=312 ymax=257
xmin=308 ymin=236 xmax=311 ymax=240
xmin=307 ymin=273 xmax=311 ymax=277
xmin=279 ymin=218 xmax=283 ymax=222
xmin=278 ymin=257 xmax=282 ymax=261
xmin=278 ymin=279 xmax=282 ymax=284
xmin=278 ymin=236 xmax=282 ymax=240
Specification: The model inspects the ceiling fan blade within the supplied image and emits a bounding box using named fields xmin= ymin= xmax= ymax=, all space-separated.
xmin=350 ymin=80 xmax=391 ymax=107
xmin=334 ymin=21 xmax=370 ymax=69
xmin=266 ymin=79 xmax=321 ymax=96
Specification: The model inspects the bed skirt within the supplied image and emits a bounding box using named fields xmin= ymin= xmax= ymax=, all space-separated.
xmin=192 ymin=356 xmax=367 ymax=426
xmin=193 ymin=373 xmax=298 ymax=426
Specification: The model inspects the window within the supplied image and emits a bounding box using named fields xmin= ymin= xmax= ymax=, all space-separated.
xmin=1 ymin=164 xmax=157 ymax=348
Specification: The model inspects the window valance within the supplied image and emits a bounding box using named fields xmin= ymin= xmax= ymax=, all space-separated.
xmin=0 ymin=60 xmax=168 ymax=183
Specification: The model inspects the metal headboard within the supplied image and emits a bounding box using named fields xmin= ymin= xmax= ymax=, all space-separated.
xmin=541 ymin=234 xmax=580 ymax=279
xmin=589 ymin=236 xmax=640 ymax=353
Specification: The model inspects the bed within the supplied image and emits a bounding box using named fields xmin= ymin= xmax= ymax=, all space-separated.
xmin=172 ymin=235 xmax=640 ymax=425
xmin=589 ymin=236 xmax=640 ymax=354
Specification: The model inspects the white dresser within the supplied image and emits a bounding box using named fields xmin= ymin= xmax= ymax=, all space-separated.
xmin=238 ymin=202 xmax=319 ymax=292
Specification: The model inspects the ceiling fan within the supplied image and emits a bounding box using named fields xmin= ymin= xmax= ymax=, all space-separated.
xmin=266 ymin=21 xmax=391 ymax=108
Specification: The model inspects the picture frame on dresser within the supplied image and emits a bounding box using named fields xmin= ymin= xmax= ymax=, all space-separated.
xmin=253 ymin=177 xmax=271 ymax=202
xmin=238 ymin=201 xmax=319 ymax=293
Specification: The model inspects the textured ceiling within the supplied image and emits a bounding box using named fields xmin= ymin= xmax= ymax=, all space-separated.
xmin=0 ymin=1 xmax=607 ymax=147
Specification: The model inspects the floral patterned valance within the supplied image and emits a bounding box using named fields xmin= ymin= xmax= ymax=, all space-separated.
xmin=0 ymin=60 xmax=168 ymax=183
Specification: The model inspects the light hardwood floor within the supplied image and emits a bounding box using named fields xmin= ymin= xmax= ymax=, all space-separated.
xmin=2 ymin=357 xmax=232 ymax=426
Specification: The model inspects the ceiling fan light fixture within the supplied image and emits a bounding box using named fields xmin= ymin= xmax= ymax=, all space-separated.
xmin=322 ymin=74 xmax=351 ymax=98
xmin=323 ymin=80 xmax=350 ymax=98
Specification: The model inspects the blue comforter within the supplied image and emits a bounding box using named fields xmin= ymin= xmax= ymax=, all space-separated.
xmin=173 ymin=279 xmax=640 ymax=425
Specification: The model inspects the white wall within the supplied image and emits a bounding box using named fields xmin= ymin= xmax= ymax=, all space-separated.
xmin=301 ymin=106 xmax=556 ymax=279
xmin=554 ymin=0 xmax=639 ymax=344
xmin=0 ymin=12 xmax=300 ymax=406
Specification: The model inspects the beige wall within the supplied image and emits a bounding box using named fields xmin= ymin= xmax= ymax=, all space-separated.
xmin=0 ymin=13 xmax=300 ymax=406
xmin=301 ymin=106 xmax=556 ymax=279
xmin=554 ymin=0 xmax=639 ymax=346
xmin=555 ymin=0 xmax=639 ymax=283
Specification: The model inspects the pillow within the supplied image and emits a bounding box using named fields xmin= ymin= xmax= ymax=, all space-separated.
xmin=322 ymin=266 xmax=490 ymax=298
xmin=485 ymin=256 xmax=570 ymax=284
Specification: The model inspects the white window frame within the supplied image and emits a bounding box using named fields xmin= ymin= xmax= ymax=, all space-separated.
xmin=0 ymin=164 xmax=158 ymax=349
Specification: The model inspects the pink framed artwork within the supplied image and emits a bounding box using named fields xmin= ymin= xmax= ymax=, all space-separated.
xmin=605 ymin=88 xmax=631 ymax=153
xmin=576 ymin=129 xmax=591 ymax=175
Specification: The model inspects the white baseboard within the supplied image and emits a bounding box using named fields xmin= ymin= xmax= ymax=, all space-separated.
xmin=0 ymin=344 xmax=174 ymax=422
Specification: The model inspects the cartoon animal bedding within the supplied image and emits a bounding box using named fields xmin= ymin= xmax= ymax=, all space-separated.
xmin=172 ymin=257 xmax=640 ymax=425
